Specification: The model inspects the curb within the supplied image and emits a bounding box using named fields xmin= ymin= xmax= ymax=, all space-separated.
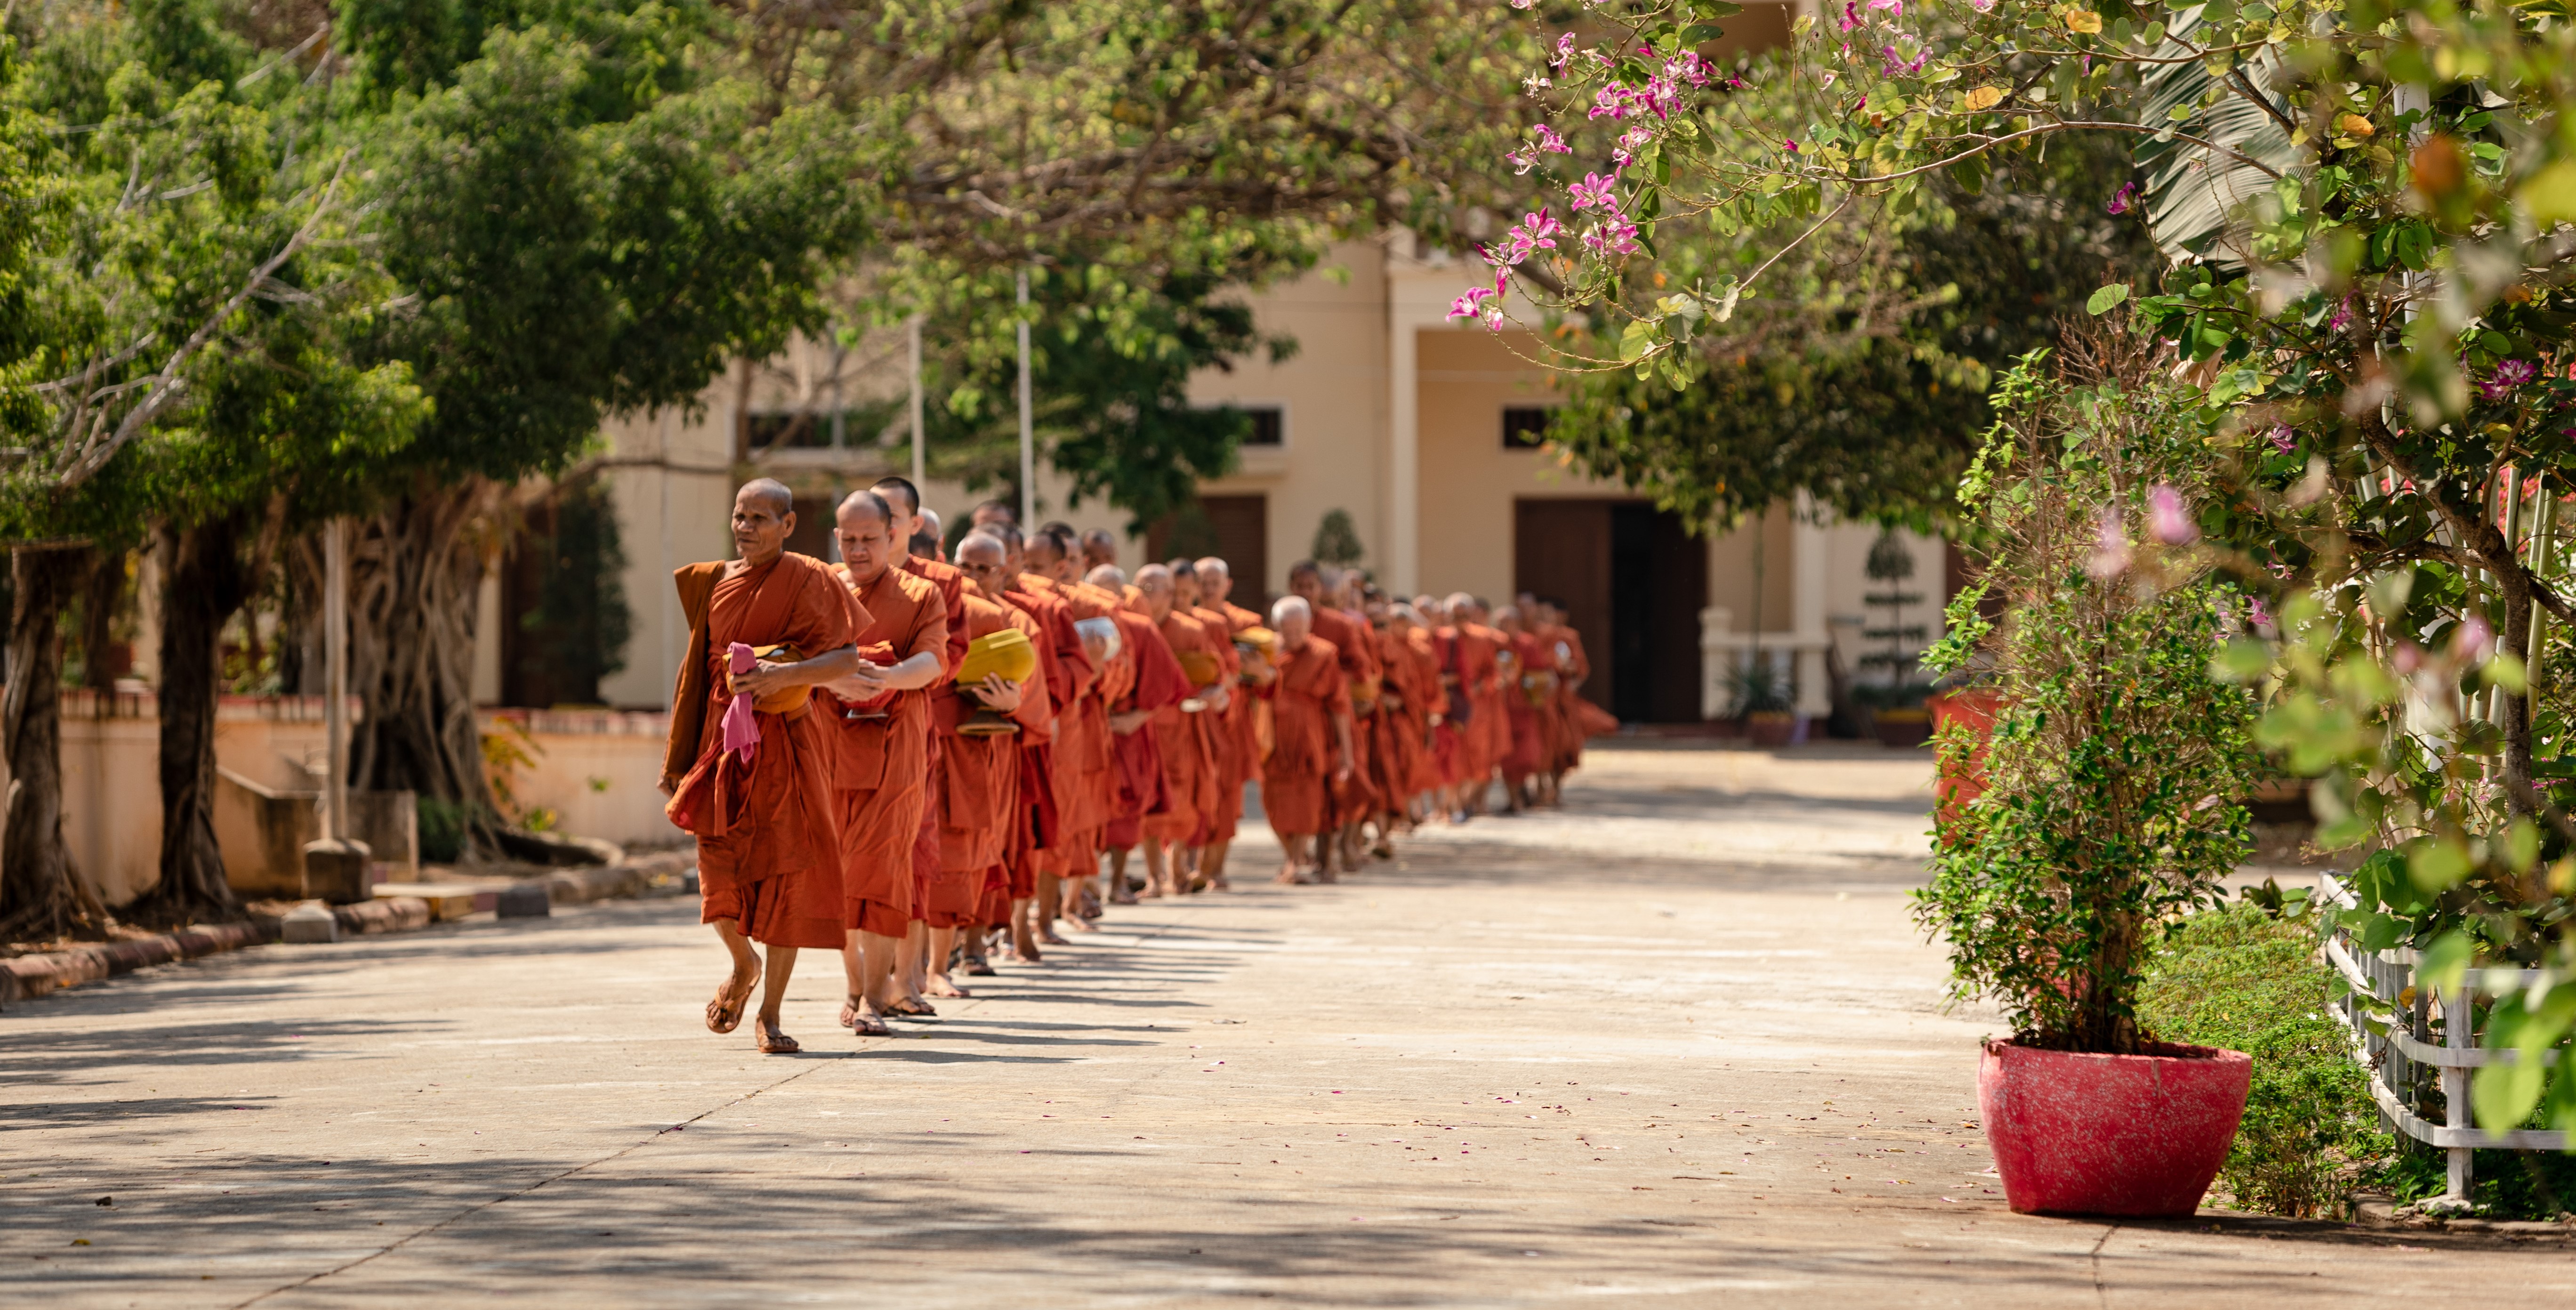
xmin=0 ymin=850 xmax=696 ymax=1008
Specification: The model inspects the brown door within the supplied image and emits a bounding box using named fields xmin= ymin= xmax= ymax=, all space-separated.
xmin=1514 ymin=499 xmax=1707 ymax=724
xmin=1151 ymin=494 xmax=1270 ymax=613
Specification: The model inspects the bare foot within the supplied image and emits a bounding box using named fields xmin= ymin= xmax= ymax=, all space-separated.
xmin=925 ymin=973 xmax=971 ymax=999
xmin=1038 ymin=927 xmax=1071 ymax=945
xmin=1063 ymin=915 xmax=1100 ymax=933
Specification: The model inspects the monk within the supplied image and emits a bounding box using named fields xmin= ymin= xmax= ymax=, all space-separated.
xmin=1081 ymin=528 xmax=1119 ymax=574
xmin=1095 ymin=565 xmax=1191 ymax=902
xmin=660 ymin=479 xmax=863 ymax=1054
xmin=1256 ymin=595 xmax=1352 ymax=884
xmin=1135 ymin=564 xmax=1231 ymax=897
xmin=1026 ymin=527 xmax=1124 ymax=930
xmin=818 ymin=490 xmax=947 ymax=1037
xmin=993 ymin=523 xmax=1093 ymax=962
xmin=1421 ymin=595 xmax=1474 ymax=823
xmin=1193 ymin=557 xmax=1270 ymax=890
xmin=1394 ymin=602 xmax=1448 ymax=817
xmin=928 ymin=532 xmax=1055 ymax=995
xmin=1491 ymin=604 xmax=1550 ymax=814
xmin=1543 ymin=598 xmax=1596 ymax=799
xmin=1287 ymin=561 xmax=1379 ymax=879
xmin=1447 ymin=593 xmax=1508 ymax=819
xmin=1369 ymin=602 xmax=1435 ymax=840
xmin=871 ymin=475 xmax=969 ymax=1017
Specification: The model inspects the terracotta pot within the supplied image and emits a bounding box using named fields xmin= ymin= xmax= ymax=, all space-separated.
xmin=1978 ymin=1038 xmax=2251 ymax=1217
xmin=1744 ymin=711 xmax=1797 ymax=747
xmin=1927 ymin=688 xmax=2001 ymax=832
xmin=1873 ymin=706 xmax=1931 ymax=749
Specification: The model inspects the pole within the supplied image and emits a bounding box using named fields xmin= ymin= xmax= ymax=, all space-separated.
xmin=323 ymin=517 xmax=349 ymax=846
xmin=908 ymin=313 xmax=926 ymax=487
xmin=1016 ymin=269 xmax=1034 ymax=526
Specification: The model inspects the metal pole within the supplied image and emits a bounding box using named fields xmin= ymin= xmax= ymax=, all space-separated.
xmin=323 ymin=517 xmax=349 ymax=846
xmin=908 ymin=313 xmax=926 ymax=487
xmin=1016 ymin=269 xmax=1035 ymax=526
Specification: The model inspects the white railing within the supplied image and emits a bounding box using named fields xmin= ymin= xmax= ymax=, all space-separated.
xmin=2317 ymin=872 xmax=2571 ymax=1203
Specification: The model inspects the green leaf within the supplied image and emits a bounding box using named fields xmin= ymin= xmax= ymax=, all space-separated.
xmin=2086 ymin=283 xmax=2131 ymax=315
xmin=2473 ymin=1057 xmax=2547 ymax=1133
xmin=2416 ymin=930 xmax=2474 ymax=995
xmin=2519 ymin=159 xmax=2576 ymax=226
xmin=1618 ymin=318 xmax=1657 ymax=363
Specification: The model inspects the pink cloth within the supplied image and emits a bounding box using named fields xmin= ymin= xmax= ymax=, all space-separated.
xmin=721 ymin=643 xmax=761 ymax=761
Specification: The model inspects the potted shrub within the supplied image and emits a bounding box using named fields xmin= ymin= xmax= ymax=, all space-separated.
xmin=1860 ymin=529 xmax=1934 ymax=746
xmin=1915 ymin=345 xmax=2262 ymax=1217
xmin=1727 ymin=658 xmax=1797 ymax=747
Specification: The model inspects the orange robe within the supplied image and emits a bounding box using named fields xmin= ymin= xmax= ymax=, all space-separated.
xmin=1104 ymin=604 xmax=1189 ymax=851
xmin=1198 ymin=602 xmax=1256 ymax=844
xmin=927 ymin=594 xmax=1052 ymax=924
xmin=1259 ymin=635 xmax=1349 ymax=838
xmin=1001 ymin=583 xmax=1089 ymax=907
xmin=1402 ymin=626 xmax=1447 ymax=795
xmin=1456 ymin=622 xmax=1507 ymax=784
xmin=821 ymin=563 xmax=946 ymax=938
xmin=1306 ymin=605 xmax=1379 ymax=825
xmin=1145 ymin=607 xmax=1229 ymax=843
xmin=1370 ymin=624 xmax=1431 ymax=812
xmin=1042 ymin=579 xmax=1127 ymax=873
xmin=1501 ymin=630 xmax=1549 ymax=783
xmin=899 ymin=554 xmax=969 ymax=922
xmin=661 ymin=553 xmax=859 ymax=950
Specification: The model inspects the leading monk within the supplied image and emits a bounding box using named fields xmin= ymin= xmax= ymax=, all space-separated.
xmin=661 ymin=479 xmax=862 ymax=1054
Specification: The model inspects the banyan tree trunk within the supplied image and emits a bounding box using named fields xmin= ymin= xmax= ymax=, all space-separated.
xmin=348 ymin=477 xmax=506 ymax=852
xmin=128 ymin=518 xmax=258 ymax=928
xmin=0 ymin=546 xmax=111 ymax=943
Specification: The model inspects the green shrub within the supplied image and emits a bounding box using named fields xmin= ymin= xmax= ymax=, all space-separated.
xmin=417 ymin=795 xmax=466 ymax=865
xmin=2137 ymin=901 xmax=2391 ymax=1217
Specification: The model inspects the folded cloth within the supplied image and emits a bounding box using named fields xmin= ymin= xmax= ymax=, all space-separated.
xmin=721 ymin=643 xmax=762 ymax=761
xmin=955 ymin=627 xmax=1037 ymax=687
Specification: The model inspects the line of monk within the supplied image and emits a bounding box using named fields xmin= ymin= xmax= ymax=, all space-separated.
xmin=660 ymin=478 xmax=1612 ymax=1050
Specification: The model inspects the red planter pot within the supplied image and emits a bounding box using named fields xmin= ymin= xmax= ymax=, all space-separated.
xmin=1978 ymin=1039 xmax=2251 ymax=1217
xmin=1744 ymin=712 xmax=1797 ymax=747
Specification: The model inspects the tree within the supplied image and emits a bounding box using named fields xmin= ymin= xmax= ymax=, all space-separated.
xmin=1311 ymin=508 xmax=1365 ymax=570
xmin=1487 ymin=0 xmax=2576 ymax=1134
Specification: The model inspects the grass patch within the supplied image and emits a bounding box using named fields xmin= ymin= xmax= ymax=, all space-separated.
xmin=2138 ymin=900 xmax=2391 ymax=1217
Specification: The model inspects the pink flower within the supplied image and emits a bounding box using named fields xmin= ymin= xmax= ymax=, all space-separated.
xmin=2265 ymin=424 xmax=2294 ymax=453
xmin=2148 ymin=483 xmax=2198 ymax=544
xmin=2327 ymin=298 xmax=2353 ymax=332
xmin=1880 ymin=45 xmax=1925 ymax=75
xmin=1783 ymin=138 xmax=1799 ymax=153
xmin=1838 ymin=1 xmax=1861 ymax=31
xmin=1582 ymin=217 xmax=1641 ymax=257
xmin=2481 ymin=358 xmax=2538 ymax=401
xmin=1449 ymin=284 xmax=1497 ymax=320
xmin=1551 ymin=33 xmax=1578 ymax=68
xmin=2457 ymin=616 xmax=2494 ymax=663
xmin=1510 ymin=0 xmax=1535 ymax=8
xmin=2106 ymin=182 xmax=2138 ymax=215
xmin=2086 ymin=508 xmax=2132 ymax=579
xmin=1969 ymin=0 xmax=1996 ymax=10
xmin=1569 ymin=171 xmax=1618 ymax=211
xmin=2247 ymin=597 xmax=2274 ymax=631
xmin=1868 ymin=0 xmax=1905 ymax=18
xmin=1534 ymin=124 xmax=1571 ymax=154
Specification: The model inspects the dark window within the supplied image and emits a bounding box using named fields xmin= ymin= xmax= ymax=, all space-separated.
xmin=1502 ymin=406 xmax=1554 ymax=450
xmin=744 ymin=412 xmax=831 ymax=451
xmin=1241 ymin=406 xmax=1285 ymax=446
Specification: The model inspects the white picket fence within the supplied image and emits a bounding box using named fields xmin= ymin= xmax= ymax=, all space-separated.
xmin=2318 ymin=872 xmax=2571 ymax=1202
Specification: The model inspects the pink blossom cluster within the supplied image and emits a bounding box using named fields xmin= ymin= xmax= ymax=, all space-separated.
xmin=2480 ymin=358 xmax=2538 ymax=401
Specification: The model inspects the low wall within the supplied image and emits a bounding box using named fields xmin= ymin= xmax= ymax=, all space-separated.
xmin=483 ymin=710 xmax=682 ymax=849
xmin=10 ymin=693 xmax=665 ymax=910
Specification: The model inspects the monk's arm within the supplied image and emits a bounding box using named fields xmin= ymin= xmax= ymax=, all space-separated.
xmin=733 ymin=645 xmax=860 ymax=698
xmin=1331 ymin=713 xmax=1354 ymax=779
xmin=825 ymin=651 xmax=940 ymax=698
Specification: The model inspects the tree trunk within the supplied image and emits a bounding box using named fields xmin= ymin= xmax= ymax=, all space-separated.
xmin=1 ymin=546 xmax=111 ymax=943
xmin=349 ymin=477 xmax=506 ymax=852
xmin=127 ymin=519 xmax=257 ymax=928
xmin=76 ymin=551 xmax=124 ymax=691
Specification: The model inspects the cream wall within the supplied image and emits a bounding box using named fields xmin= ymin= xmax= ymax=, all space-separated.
xmin=1192 ymin=241 xmax=1393 ymax=598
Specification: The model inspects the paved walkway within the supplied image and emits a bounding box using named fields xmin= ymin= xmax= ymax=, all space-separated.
xmin=4 ymin=743 xmax=2567 ymax=1307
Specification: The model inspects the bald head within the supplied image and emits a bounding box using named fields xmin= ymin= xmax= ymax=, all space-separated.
xmin=913 ymin=508 xmax=943 ymax=560
xmin=957 ymin=531 xmax=1011 ymax=601
xmin=1081 ymin=529 xmax=1118 ymax=570
xmin=835 ymin=490 xmax=900 ymax=584
xmin=1269 ymin=594 xmax=1313 ymax=647
xmin=1135 ymin=564 xmax=1174 ymax=620
xmin=1086 ymin=564 xmax=1127 ymax=590
xmin=731 ymin=480 xmax=796 ymax=566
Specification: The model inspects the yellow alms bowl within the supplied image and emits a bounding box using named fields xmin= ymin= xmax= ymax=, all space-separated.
xmin=955 ymin=628 xmax=1037 ymax=686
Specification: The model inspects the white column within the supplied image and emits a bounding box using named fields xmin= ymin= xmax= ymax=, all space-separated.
xmin=1387 ymin=276 xmax=1421 ymax=597
xmin=1791 ymin=491 xmax=1832 ymax=722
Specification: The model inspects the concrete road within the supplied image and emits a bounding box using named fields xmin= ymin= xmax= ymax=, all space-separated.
xmin=4 ymin=743 xmax=2566 ymax=1307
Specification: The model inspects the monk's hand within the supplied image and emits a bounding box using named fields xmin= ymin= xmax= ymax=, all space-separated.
xmin=1110 ymin=709 xmax=1151 ymax=736
xmin=976 ymin=673 xmax=1023 ymax=713
xmin=730 ymin=659 xmax=792 ymax=699
xmin=658 ymin=775 xmax=677 ymax=797
xmin=1333 ymin=752 xmax=1354 ymax=782
xmin=829 ymin=663 xmax=891 ymax=699
xmin=1202 ymin=681 xmax=1231 ymax=712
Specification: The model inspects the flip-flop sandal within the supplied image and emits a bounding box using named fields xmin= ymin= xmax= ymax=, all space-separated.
xmin=964 ymin=958 xmax=998 ymax=977
xmin=885 ymin=997 xmax=939 ymax=1019
xmin=851 ymin=1010 xmax=893 ymax=1037
xmin=705 ymin=963 xmax=762 ymax=1034
xmin=755 ymin=1019 xmax=800 ymax=1055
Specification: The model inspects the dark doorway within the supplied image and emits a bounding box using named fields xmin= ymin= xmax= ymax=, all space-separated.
xmin=1513 ymin=499 xmax=1707 ymax=723
xmin=786 ymin=495 xmax=836 ymax=563
xmin=1151 ymin=494 xmax=1270 ymax=612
